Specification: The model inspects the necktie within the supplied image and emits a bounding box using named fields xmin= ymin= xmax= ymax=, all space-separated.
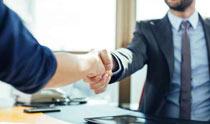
xmin=180 ymin=21 xmax=192 ymax=120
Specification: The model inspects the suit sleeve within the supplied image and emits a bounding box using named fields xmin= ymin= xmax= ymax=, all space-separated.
xmin=110 ymin=22 xmax=148 ymax=83
xmin=0 ymin=1 xmax=57 ymax=93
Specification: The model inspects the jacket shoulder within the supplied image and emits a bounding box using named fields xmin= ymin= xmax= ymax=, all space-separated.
xmin=137 ymin=18 xmax=161 ymax=25
xmin=204 ymin=18 xmax=210 ymax=25
xmin=136 ymin=19 xmax=162 ymax=30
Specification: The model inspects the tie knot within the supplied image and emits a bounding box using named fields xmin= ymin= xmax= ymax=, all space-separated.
xmin=180 ymin=21 xmax=191 ymax=30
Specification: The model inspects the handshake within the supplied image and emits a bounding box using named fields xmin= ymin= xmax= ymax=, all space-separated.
xmin=81 ymin=49 xmax=114 ymax=94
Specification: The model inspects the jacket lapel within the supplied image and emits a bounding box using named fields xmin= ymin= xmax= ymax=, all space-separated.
xmin=151 ymin=15 xmax=174 ymax=79
xmin=201 ymin=17 xmax=210 ymax=72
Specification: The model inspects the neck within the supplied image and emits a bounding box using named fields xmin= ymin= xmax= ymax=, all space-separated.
xmin=170 ymin=1 xmax=195 ymax=19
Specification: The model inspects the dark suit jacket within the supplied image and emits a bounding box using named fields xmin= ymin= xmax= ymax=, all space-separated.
xmin=110 ymin=14 xmax=210 ymax=116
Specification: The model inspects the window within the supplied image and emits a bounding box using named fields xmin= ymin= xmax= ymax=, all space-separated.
xmin=5 ymin=0 xmax=116 ymax=51
xmin=34 ymin=0 xmax=116 ymax=51
xmin=196 ymin=1 xmax=210 ymax=18
xmin=3 ymin=0 xmax=118 ymax=104
xmin=3 ymin=0 xmax=35 ymax=30
xmin=136 ymin=0 xmax=168 ymax=20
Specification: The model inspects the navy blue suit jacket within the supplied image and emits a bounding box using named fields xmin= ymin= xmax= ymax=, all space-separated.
xmin=0 ymin=1 xmax=57 ymax=93
xmin=110 ymin=15 xmax=210 ymax=116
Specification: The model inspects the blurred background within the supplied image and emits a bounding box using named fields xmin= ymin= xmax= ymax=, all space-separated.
xmin=1 ymin=0 xmax=210 ymax=109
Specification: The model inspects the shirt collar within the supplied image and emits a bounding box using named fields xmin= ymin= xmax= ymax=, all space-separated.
xmin=168 ymin=11 xmax=199 ymax=30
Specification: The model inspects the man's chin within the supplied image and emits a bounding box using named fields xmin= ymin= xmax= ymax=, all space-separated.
xmin=169 ymin=6 xmax=187 ymax=11
xmin=165 ymin=0 xmax=194 ymax=12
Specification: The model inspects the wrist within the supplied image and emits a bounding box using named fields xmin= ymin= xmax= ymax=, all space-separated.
xmin=78 ymin=55 xmax=90 ymax=78
xmin=78 ymin=53 xmax=97 ymax=78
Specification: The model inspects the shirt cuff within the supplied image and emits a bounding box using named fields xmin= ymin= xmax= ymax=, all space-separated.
xmin=110 ymin=52 xmax=123 ymax=83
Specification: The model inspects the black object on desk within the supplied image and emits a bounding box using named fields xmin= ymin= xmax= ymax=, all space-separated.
xmin=24 ymin=107 xmax=61 ymax=113
xmin=85 ymin=114 xmax=210 ymax=124
xmin=85 ymin=115 xmax=146 ymax=124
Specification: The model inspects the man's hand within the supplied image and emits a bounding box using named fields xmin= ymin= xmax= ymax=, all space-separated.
xmin=46 ymin=51 xmax=107 ymax=88
xmin=80 ymin=50 xmax=106 ymax=78
xmin=84 ymin=49 xmax=113 ymax=94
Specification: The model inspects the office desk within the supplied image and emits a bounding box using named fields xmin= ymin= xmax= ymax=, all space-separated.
xmin=0 ymin=106 xmax=70 ymax=124
xmin=0 ymin=105 xmax=209 ymax=124
xmin=46 ymin=104 xmax=210 ymax=124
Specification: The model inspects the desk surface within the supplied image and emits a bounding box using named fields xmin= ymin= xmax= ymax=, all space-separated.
xmin=0 ymin=107 xmax=70 ymax=124
xmin=0 ymin=105 xmax=209 ymax=124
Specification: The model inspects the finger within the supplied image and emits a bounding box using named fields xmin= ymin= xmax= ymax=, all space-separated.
xmin=94 ymin=75 xmax=111 ymax=90
xmin=84 ymin=75 xmax=98 ymax=83
xmin=101 ymin=73 xmax=110 ymax=83
xmin=104 ymin=74 xmax=111 ymax=85
xmin=90 ymin=74 xmax=110 ymax=89
xmin=99 ymin=49 xmax=113 ymax=70
xmin=87 ymin=73 xmax=96 ymax=77
xmin=93 ymin=83 xmax=107 ymax=94
xmin=106 ymin=70 xmax=112 ymax=77
xmin=95 ymin=88 xmax=106 ymax=94
xmin=90 ymin=80 xmax=106 ymax=89
xmin=87 ymin=75 xmax=104 ymax=85
xmin=96 ymin=54 xmax=106 ymax=76
xmin=94 ymin=82 xmax=108 ymax=94
xmin=98 ymin=72 xmax=111 ymax=86
xmin=84 ymin=75 xmax=100 ymax=83
xmin=84 ymin=75 xmax=98 ymax=82
xmin=90 ymin=75 xmax=102 ymax=83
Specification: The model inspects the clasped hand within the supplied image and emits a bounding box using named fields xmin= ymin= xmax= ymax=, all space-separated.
xmin=83 ymin=49 xmax=113 ymax=94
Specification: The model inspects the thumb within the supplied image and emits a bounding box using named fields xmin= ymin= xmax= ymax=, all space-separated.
xmin=99 ymin=49 xmax=113 ymax=70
